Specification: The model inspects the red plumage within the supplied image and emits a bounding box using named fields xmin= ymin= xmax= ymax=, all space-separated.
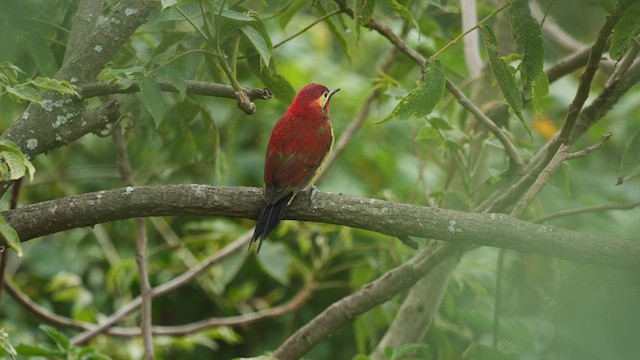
xmin=251 ymin=83 xmax=340 ymax=251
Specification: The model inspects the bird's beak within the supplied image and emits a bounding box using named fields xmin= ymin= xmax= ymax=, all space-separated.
xmin=329 ymin=88 xmax=341 ymax=98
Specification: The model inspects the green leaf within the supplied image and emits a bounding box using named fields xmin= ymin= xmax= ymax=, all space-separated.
xmin=378 ymin=58 xmax=446 ymax=123
xmin=509 ymin=0 xmax=544 ymax=98
xmin=98 ymin=66 xmax=145 ymax=90
xmin=156 ymin=64 xmax=187 ymax=100
xmin=618 ymin=127 xmax=640 ymax=184
xmin=384 ymin=0 xmax=419 ymax=32
xmin=277 ymin=0 xmax=307 ymax=28
xmin=218 ymin=8 xmax=256 ymax=22
xmin=462 ymin=344 xmax=511 ymax=360
xmin=428 ymin=116 xmax=453 ymax=130
xmin=161 ymin=0 xmax=179 ymax=10
xmin=315 ymin=2 xmax=350 ymax=60
xmin=610 ymin=2 xmax=640 ymax=60
xmin=5 ymin=83 xmax=41 ymax=104
xmin=256 ymin=242 xmax=291 ymax=285
xmin=241 ymin=25 xmax=272 ymax=66
xmin=137 ymin=75 xmax=166 ymax=128
xmin=0 ymin=328 xmax=17 ymax=360
xmin=0 ymin=62 xmax=24 ymax=85
xmin=158 ymin=2 xmax=202 ymax=21
xmin=532 ymin=71 xmax=549 ymax=116
xmin=415 ymin=125 xmax=439 ymax=140
xmin=392 ymin=343 xmax=430 ymax=360
xmin=355 ymin=0 xmax=376 ymax=40
xmin=0 ymin=139 xmax=36 ymax=181
xmin=247 ymin=55 xmax=295 ymax=103
xmin=481 ymin=25 xmax=529 ymax=136
xmin=39 ymin=325 xmax=70 ymax=351
xmin=15 ymin=344 xmax=62 ymax=357
xmin=29 ymin=77 xmax=79 ymax=97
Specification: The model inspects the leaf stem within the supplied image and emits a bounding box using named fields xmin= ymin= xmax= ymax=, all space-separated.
xmin=273 ymin=9 xmax=343 ymax=49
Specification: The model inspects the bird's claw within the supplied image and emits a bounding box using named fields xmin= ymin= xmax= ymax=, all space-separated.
xmin=307 ymin=185 xmax=318 ymax=207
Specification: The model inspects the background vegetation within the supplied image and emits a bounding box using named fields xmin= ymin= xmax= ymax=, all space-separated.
xmin=1 ymin=0 xmax=640 ymax=359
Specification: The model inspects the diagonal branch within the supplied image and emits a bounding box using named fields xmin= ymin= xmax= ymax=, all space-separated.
xmin=273 ymin=243 xmax=463 ymax=360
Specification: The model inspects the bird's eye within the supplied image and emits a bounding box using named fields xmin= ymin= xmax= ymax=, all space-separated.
xmin=323 ymin=91 xmax=329 ymax=98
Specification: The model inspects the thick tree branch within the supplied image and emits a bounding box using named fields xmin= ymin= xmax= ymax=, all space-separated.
xmin=3 ymin=0 xmax=158 ymax=170
xmin=3 ymin=185 xmax=639 ymax=268
xmin=78 ymin=80 xmax=272 ymax=102
xmin=63 ymin=0 xmax=104 ymax=64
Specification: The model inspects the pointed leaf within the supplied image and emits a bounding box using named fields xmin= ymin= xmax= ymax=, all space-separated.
xmin=137 ymin=75 xmax=165 ymax=128
xmin=617 ymin=127 xmax=640 ymax=184
xmin=355 ymin=0 xmax=376 ymax=40
xmin=39 ymin=325 xmax=70 ymax=351
xmin=384 ymin=0 xmax=419 ymax=31
xmin=315 ymin=2 xmax=350 ymax=60
xmin=416 ymin=125 xmax=439 ymax=140
xmin=219 ymin=8 xmax=255 ymax=22
xmin=29 ymin=77 xmax=79 ymax=97
xmin=247 ymin=55 xmax=295 ymax=103
xmin=509 ymin=0 xmax=544 ymax=98
xmin=378 ymin=58 xmax=445 ymax=123
xmin=428 ymin=116 xmax=453 ymax=130
xmin=610 ymin=2 xmax=640 ymax=60
xmin=241 ymin=25 xmax=272 ymax=66
xmin=0 ymin=139 xmax=36 ymax=181
xmin=532 ymin=71 xmax=549 ymax=116
xmin=5 ymin=84 xmax=41 ymax=104
xmin=256 ymin=242 xmax=291 ymax=285
xmin=0 ymin=216 xmax=22 ymax=258
xmin=481 ymin=25 xmax=530 ymax=136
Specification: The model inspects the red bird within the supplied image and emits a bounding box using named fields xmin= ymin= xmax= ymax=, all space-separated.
xmin=250 ymin=83 xmax=340 ymax=251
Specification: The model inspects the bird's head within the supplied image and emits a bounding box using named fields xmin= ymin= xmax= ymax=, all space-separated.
xmin=289 ymin=83 xmax=340 ymax=114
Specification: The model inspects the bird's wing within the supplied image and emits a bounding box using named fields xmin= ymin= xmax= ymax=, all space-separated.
xmin=264 ymin=119 xmax=332 ymax=205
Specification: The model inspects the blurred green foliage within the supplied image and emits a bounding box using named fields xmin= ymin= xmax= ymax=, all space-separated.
xmin=1 ymin=0 xmax=640 ymax=359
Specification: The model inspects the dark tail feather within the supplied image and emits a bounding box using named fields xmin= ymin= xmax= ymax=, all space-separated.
xmin=250 ymin=194 xmax=293 ymax=252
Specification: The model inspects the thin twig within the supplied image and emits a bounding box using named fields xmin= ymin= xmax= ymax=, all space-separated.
xmin=71 ymin=231 xmax=251 ymax=344
xmin=445 ymin=81 xmax=524 ymax=168
xmin=534 ymin=200 xmax=640 ymax=223
xmin=4 ymin=276 xmax=313 ymax=337
xmin=552 ymin=5 xmax=623 ymax=149
xmin=273 ymin=9 xmax=343 ymax=49
xmin=112 ymin=125 xmax=155 ymax=359
xmin=512 ymin=132 xmax=612 ymax=218
xmin=605 ymin=36 xmax=640 ymax=87
xmin=431 ymin=1 xmax=511 ymax=60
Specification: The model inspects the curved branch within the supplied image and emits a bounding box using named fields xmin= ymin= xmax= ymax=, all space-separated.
xmin=5 ymin=276 xmax=313 ymax=338
xmin=78 ymin=80 xmax=272 ymax=101
xmin=4 ymin=185 xmax=639 ymax=268
xmin=71 ymin=231 xmax=251 ymax=344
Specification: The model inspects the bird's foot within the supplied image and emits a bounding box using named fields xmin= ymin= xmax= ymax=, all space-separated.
xmin=307 ymin=185 xmax=318 ymax=207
